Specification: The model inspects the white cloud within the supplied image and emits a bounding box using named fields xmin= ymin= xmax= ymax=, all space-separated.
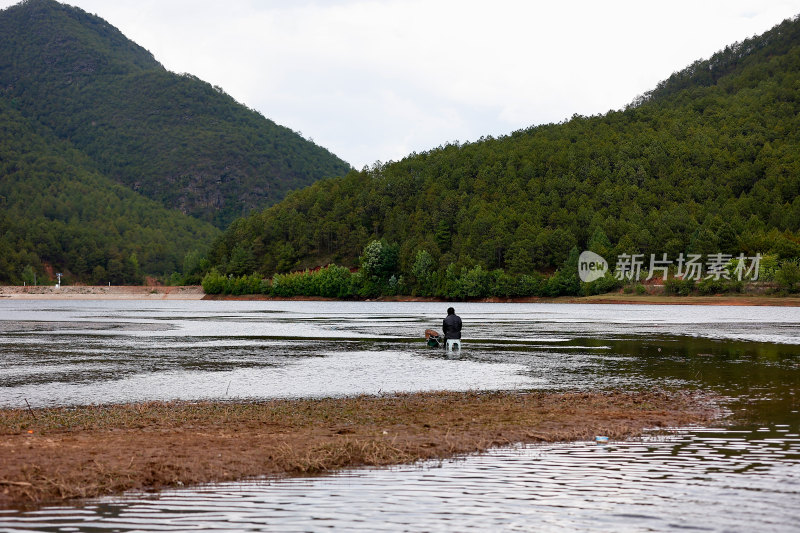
xmin=2 ymin=0 xmax=800 ymax=167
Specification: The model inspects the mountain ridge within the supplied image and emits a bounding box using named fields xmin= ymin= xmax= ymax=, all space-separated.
xmin=0 ymin=0 xmax=351 ymax=283
xmin=632 ymin=14 xmax=800 ymax=107
xmin=208 ymin=14 xmax=800 ymax=296
xmin=0 ymin=0 xmax=351 ymax=228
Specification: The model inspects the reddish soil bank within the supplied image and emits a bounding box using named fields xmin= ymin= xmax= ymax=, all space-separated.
xmin=203 ymin=292 xmax=800 ymax=306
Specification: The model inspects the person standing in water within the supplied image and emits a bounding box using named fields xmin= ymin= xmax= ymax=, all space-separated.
xmin=442 ymin=307 xmax=462 ymax=351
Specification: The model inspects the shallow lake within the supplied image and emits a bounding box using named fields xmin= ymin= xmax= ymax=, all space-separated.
xmin=1 ymin=300 xmax=799 ymax=531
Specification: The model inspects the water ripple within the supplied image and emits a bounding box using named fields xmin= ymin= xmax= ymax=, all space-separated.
xmin=2 ymin=301 xmax=799 ymax=531
xmin=2 ymin=427 xmax=799 ymax=532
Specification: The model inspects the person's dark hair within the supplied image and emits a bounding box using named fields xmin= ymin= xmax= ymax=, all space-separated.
xmin=447 ymin=307 xmax=455 ymax=315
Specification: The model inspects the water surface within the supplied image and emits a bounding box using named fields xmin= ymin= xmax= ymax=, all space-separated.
xmin=2 ymin=300 xmax=798 ymax=407
xmin=1 ymin=300 xmax=798 ymax=531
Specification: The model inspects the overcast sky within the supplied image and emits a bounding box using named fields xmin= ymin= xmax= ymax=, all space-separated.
xmin=4 ymin=0 xmax=800 ymax=168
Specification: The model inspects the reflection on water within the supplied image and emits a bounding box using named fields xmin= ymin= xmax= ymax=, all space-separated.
xmin=1 ymin=300 xmax=799 ymax=531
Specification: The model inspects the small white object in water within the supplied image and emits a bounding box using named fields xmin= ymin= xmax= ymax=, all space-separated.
xmin=595 ymin=436 xmax=609 ymax=444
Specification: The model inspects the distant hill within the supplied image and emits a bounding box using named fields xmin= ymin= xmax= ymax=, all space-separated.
xmin=0 ymin=0 xmax=352 ymax=284
xmin=0 ymin=98 xmax=220 ymax=284
xmin=209 ymin=15 xmax=800 ymax=288
xmin=0 ymin=0 xmax=351 ymax=229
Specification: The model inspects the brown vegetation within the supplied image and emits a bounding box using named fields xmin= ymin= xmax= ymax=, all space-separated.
xmin=0 ymin=390 xmax=720 ymax=508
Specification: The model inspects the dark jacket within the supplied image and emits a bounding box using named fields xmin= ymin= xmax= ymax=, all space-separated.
xmin=442 ymin=313 xmax=462 ymax=339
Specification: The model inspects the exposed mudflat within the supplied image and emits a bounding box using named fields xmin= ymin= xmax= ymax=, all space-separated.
xmin=0 ymin=390 xmax=719 ymax=507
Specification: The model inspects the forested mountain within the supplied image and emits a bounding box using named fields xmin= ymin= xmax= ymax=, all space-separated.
xmin=0 ymin=0 xmax=351 ymax=229
xmin=209 ymin=15 xmax=800 ymax=291
xmin=0 ymin=98 xmax=220 ymax=284
xmin=0 ymin=0 xmax=352 ymax=284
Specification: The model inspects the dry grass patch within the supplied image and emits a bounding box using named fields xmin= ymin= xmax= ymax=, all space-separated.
xmin=0 ymin=390 xmax=720 ymax=508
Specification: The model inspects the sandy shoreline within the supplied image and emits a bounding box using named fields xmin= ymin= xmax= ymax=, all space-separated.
xmin=0 ymin=285 xmax=205 ymax=300
xmin=1 ymin=285 xmax=799 ymax=305
xmin=0 ymin=390 xmax=720 ymax=508
xmin=561 ymin=294 xmax=800 ymax=306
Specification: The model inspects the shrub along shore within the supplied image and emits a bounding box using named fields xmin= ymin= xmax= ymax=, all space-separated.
xmin=0 ymin=390 xmax=720 ymax=508
xmin=200 ymin=241 xmax=800 ymax=299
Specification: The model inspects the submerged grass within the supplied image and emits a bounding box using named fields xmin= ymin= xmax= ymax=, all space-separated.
xmin=0 ymin=390 xmax=720 ymax=508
